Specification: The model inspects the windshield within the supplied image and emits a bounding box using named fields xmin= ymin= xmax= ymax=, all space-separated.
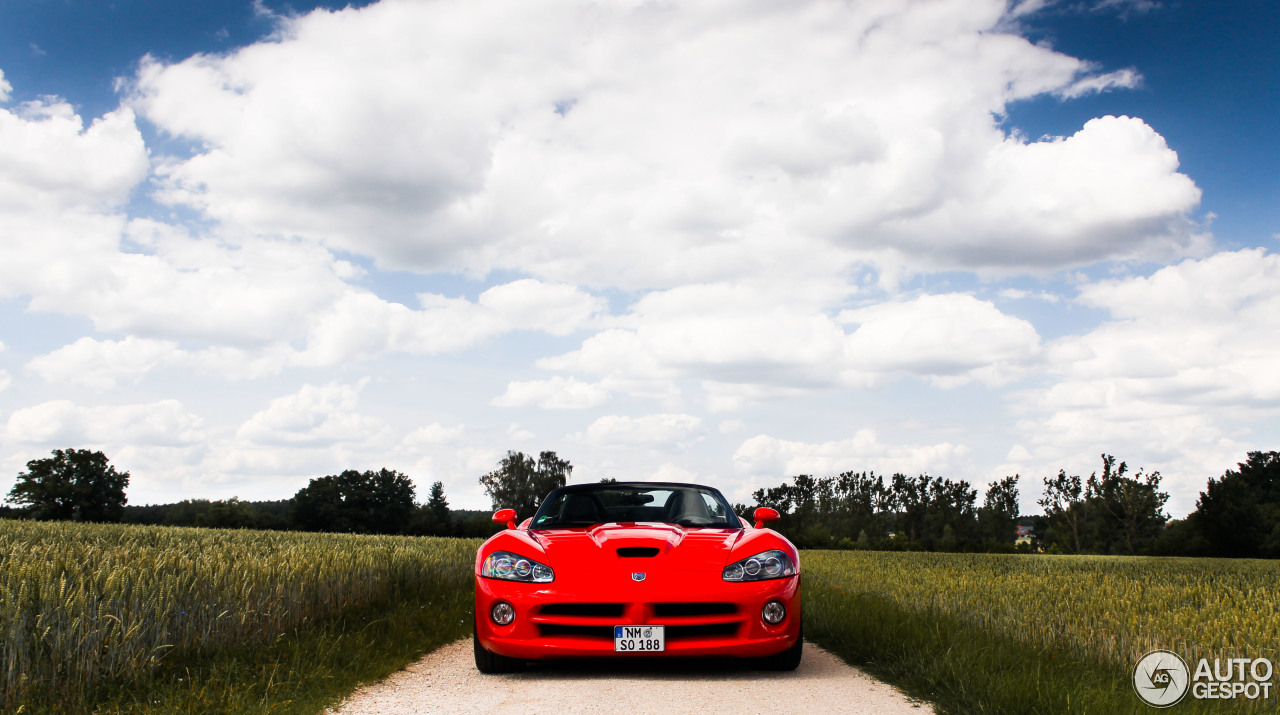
xmin=532 ymin=484 xmax=740 ymax=529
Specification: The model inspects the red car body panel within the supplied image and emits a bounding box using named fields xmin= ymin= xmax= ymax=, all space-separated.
xmin=474 ymin=519 xmax=801 ymax=661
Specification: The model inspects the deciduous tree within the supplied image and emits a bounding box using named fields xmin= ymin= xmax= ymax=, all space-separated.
xmin=1039 ymin=469 xmax=1085 ymax=553
xmin=480 ymin=451 xmax=572 ymax=520
xmin=6 ymin=449 xmax=129 ymax=522
xmin=1085 ymin=454 xmax=1167 ymax=555
xmin=1193 ymin=451 xmax=1280 ymax=558
xmin=978 ymin=475 xmax=1020 ymax=546
xmin=291 ymin=468 xmax=416 ymax=534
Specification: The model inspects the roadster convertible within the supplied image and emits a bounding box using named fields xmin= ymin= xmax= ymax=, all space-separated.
xmin=473 ymin=481 xmax=802 ymax=672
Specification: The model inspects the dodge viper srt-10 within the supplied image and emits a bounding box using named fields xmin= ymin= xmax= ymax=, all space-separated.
xmin=473 ymin=481 xmax=802 ymax=672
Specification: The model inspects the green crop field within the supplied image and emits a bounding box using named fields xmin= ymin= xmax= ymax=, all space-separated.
xmin=803 ymin=550 xmax=1280 ymax=713
xmin=5 ymin=520 xmax=1277 ymax=714
xmin=0 ymin=519 xmax=479 ymax=713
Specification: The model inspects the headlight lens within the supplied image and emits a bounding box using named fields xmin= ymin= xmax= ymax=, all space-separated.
xmin=481 ymin=551 xmax=554 ymax=583
xmin=722 ymin=549 xmax=796 ymax=582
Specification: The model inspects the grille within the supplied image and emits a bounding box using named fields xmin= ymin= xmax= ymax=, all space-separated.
xmin=652 ymin=602 xmax=737 ymax=617
xmin=616 ymin=546 xmax=660 ymax=558
xmin=537 ymin=623 xmax=614 ymax=639
xmin=536 ymin=622 xmax=741 ymax=641
xmin=539 ymin=603 xmax=626 ymax=617
xmin=666 ymin=622 xmax=741 ymax=640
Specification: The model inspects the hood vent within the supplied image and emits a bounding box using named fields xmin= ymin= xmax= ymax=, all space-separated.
xmin=616 ymin=546 xmax=660 ymax=558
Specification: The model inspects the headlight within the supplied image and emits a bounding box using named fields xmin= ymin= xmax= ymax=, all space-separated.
xmin=722 ymin=549 xmax=796 ymax=582
xmin=481 ymin=551 xmax=554 ymax=583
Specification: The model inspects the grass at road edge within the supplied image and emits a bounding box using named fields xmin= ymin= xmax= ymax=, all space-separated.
xmin=803 ymin=583 xmax=1244 ymax=715
xmin=22 ymin=590 xmax=473 ymax=715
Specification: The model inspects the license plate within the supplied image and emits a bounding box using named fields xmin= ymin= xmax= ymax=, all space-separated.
xmin=614 ymin=625 xmax=665 ymax=652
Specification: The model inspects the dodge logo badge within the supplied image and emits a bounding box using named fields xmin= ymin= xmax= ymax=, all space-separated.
xmin=631 ymin=572 xmax=646 ymax=582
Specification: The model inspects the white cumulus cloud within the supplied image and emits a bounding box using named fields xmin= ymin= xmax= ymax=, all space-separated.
xmin=5 ymin=399 xmax=204 ymax=446
xmin=841 ymin=293 xmax=1042 ymax=387
xmin=583 ymin=413 xmax=705 ymax=449
xmin=1011 ymin=249 xmax=1280 ymax=512
xmin=477 ymin=279 xmax=605 ymax=336
xmin=399 ymin=423 xmax=466 ymax=448
xmin=0 ymin=0 xmax=1235 ymax=510
xmin=1038 ymin=249 xmax=1280 ymax=414
xmin=123 ymin=0 xmax=1199 ymax=285
xmin=236 ymin=379 xmax=387 ymax=446
xmin=0 ymin=99 xmax=147 ymax=210
xmin=26 ymin=337 xmax=183 ymax=389
xmin=542 ymin=288 xmax=1041 ymax=408
xmin=491 ymin=376 xmax=611 ymax=410
xmin=507 ymin=423 xmax=535 ymax=442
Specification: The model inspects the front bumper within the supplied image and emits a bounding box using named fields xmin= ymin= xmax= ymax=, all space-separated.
xmin=475 ymin=568 xmax=800 ymax=660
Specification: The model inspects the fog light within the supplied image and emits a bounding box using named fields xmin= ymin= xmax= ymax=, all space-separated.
xmin=762 ymin=600 xmax=786 ymax=625
xmin=491 ymin=601 xmax=515 ymax=626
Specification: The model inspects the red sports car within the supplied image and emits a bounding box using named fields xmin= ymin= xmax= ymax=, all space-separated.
xmin=473 ymin=481 xmax=802 ymax=672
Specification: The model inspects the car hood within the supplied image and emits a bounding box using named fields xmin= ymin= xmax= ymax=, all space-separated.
xmin=529 ymin=523 xmax=745 ymax=573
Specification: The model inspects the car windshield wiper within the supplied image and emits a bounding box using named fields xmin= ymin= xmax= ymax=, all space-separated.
xmin=538 ymin=520 xmax=601 ymax=528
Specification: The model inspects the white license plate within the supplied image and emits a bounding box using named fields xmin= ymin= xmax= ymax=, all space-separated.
xmin=614 ymin=625 xmax=665 ymax=652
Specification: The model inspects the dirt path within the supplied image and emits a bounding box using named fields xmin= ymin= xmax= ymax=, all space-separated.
xmin=327 ymin=638 xmax=934 ymax=714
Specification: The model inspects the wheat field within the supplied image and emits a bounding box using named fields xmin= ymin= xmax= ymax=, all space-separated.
xmin=804 ymin=550 xmax=1280 ymax=670
xmin=0 ymin=519 xmax=475 ymax=709
xmin=7 ymin=521 xmax=1278 ymax=713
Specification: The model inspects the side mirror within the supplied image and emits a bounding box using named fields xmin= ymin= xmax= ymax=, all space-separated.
xmin=753 ymin=507 xmax=780 ymax=529
xmin=493 ymin=508 xmax=517 ymax=530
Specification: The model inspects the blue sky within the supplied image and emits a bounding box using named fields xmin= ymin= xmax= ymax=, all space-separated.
xmin=1009 ymin=1 xmax=1280 ymax=244
xmin=1 ymin=0 xmax=1277 ymax=517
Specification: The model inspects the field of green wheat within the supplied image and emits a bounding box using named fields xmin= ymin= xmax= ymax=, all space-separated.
xmin=0 ymin=519 xmax=478 ymax=713
xmin=6 ymin=519 xmax=1278 ymax=714
xmin=803 ymin=550 xmax=1280 ymax=713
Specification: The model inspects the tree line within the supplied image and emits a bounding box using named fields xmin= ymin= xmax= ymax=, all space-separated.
xmin=741 ymin=470 xmax=1022 ymax=552
xmin=744 ymin=451 xmax=1280 ymax=558
xmin=126 ymin=470 xmax=503 ymax=536
xmin=4 ymin=446 xmax=1278 ymax=559
xmin=1 ymin=448 xmax=499 ymax=538
xmin=1 ymin=447 xmax=574 ymax=539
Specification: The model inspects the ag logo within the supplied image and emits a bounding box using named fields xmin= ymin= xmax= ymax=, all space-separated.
xmin=631 ymin=572 xmax=646 ymax=582
xmin=1134 ymin=649 xmax=1190 ymax=707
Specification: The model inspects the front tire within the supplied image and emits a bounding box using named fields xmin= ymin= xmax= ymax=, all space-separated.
xmin=474 ymin=621 xmax=525 ymax=674
xmin=755 ymin=622 xmax=803 ymax=671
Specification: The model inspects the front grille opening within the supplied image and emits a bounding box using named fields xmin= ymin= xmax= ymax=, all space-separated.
xmin=538 ymin=623 xmax=614 ymax=639
xmin=616 ymin=546 xmax=660 ymax=558
xmin=653 ymin=602 xmax=738 ymax=617
xmin=667 ymin=622 xmax=741 ymax=640
xmin=540 ymin=603 xmax=626 ymax=617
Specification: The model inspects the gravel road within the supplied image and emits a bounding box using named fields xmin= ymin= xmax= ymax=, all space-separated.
xmin=327 ymin=638 xmax=933 ymax=714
